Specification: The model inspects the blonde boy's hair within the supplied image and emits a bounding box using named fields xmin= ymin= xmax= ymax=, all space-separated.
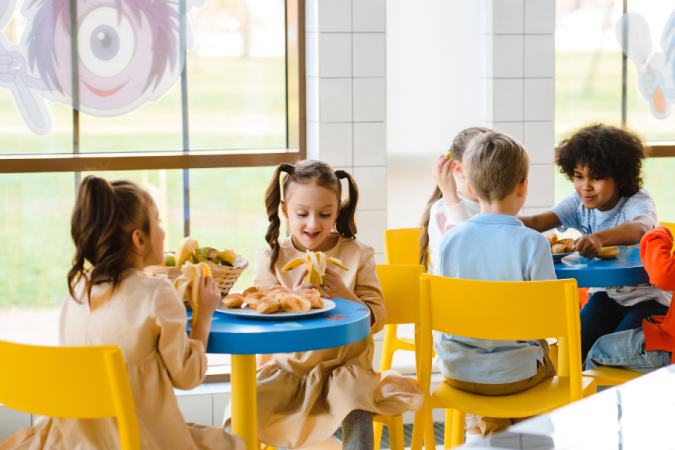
xmin=463 ymin=131 xmax=530 ymax=203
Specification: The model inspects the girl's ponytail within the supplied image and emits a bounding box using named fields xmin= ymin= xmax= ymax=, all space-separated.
xmin=335 ymin=170 xmax=358 ymax=238
xmin=265 ymin=163 xmax=295 ymax=272
xmin=419 ymin=186 xmax=442 ymax=268
xmin=68 ymin=176 xmax=119 ymax=300
xmin=68 ymin=175 xmax=153 ymax=302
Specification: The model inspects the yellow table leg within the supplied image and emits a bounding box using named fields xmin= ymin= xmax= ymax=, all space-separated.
xmin=231 ymin=354 xmax=258 ymax=450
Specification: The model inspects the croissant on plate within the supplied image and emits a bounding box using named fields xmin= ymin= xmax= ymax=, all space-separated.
xmin=243 ymin=286 xmax=261 ymax=296
xmin=223 ymin=293 xmax=244 ymax=308
xmin=551 ymin=243 xmax=567 ymax=254
xmin=245 ymin=292 xmax=266 ymax=309
xmin=280 ymin=294 xmax=312 ymax=313
xmin=298 ymin=288 xmax=324 ymax=309
xmin=256 ymin=297 xmax=281 ymax=314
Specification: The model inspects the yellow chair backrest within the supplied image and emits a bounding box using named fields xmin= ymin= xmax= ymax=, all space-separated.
xmin=384 ymin=228 xmax=423 ymax=265
xmin=376 ymin=264 xmax=426 ymax=325
xmin=0 ymin=341 xmax=140 ymax=450
xmin=660 ymin=222 xmax=675 ymax=234
xmin=419 ymin=275 xmax=582 ymax=398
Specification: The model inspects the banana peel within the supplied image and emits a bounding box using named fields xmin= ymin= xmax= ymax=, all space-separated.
xmin=176 ymin=237 xmax=199 ymax=266
xmin=173 ymin=261 xmax=211 ymax=328
xmin=281 ymin=250 xmax=348 ymax=286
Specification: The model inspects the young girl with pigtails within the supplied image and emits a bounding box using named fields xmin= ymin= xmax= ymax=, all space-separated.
xmin=420 ymin=127 xmax=490 ymax=274
xmin=247 ymin=160 xmax=423 ymax=450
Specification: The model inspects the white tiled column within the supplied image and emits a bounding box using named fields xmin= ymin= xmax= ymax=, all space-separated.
xmin=480 ymin=0 xmax=555 ymax=215
xmin=306 ymin=0 xmax=387 ymax=264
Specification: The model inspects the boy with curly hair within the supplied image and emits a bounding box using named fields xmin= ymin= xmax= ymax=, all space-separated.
xmin=520 ymin=124 xmax=668 ymax=364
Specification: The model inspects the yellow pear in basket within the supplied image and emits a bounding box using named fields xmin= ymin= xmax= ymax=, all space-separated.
xmin=175 ymin=237 xmax=199 ymax=266
xmin=163 ymin=254 xmax=176 ymax=267
xmin=173 ymin=261 xmax=211 ymax=328
xmin=281 ymin=250 xmax=348 ymax=286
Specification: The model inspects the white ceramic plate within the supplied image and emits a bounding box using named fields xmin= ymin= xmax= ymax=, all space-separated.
xmin=552 ymin=252 xmax=575 ymax=262
xmin=216 ymin=299 xmax=336 ymax=321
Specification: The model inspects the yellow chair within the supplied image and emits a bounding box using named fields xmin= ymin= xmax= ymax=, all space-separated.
xmin=381 ymin=228 xmax=432 ymax=370
xmin=582 ymin=366 xmax=642 ymax=386
xmin=384 ymin=228 xmax=425 ymax=266
xmin=0 ymin=340 xmax=139 ymax=450
xmin=411 ymin=276 xmax=597 ymax=449
xmin=373 ymin=264 xmax=434 ymax=450
xmin=660 ymin=222 xmax=675 ymax=234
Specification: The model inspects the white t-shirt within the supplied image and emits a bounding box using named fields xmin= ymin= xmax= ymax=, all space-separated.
xmin=428 ymin=194 xmax=481 ymax=275
xmin=550 ymin=188 xmax=670 ymax=307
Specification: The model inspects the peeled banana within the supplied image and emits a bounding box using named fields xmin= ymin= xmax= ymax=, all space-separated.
xmin=173 ymin=261 xmax=211 ymax=328
xmin=281 ymin=250 xmax=348 ymax=286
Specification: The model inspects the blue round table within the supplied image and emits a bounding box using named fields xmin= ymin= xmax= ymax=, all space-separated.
xmin=189 ymin=298 xmax=371 ymax=450
xmin=554 ymin=247 xmax=649 ymax=288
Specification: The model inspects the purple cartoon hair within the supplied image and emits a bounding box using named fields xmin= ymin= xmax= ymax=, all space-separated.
xmin=26 ymin=0 xmax=178 ymax=93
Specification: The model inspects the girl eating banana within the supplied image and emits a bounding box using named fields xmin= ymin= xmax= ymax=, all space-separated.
xmin=224 ymin=160 xmax=422 ymax=450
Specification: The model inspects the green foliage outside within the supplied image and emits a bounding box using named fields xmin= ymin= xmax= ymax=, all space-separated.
xmin=2 ymin=51 xmax=675 ymax=308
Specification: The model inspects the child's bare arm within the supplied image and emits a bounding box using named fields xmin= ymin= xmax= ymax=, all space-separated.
xmin=575 ymin=216 xmax=654 ymax=259
xmin=519 ymin=211 xmax=562 ymax=232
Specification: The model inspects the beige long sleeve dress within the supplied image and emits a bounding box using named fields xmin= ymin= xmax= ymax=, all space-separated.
xmin=241 ymin=235 xmax=423 ymax=449
xmin=0 ymin=269 xmax=244 ymax=450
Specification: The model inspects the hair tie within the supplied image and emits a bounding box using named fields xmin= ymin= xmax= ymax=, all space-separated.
xmin=335 ymin=170 xmax=348 ymax=179
xmin=280 ymin=163 xmax=295 ymax=174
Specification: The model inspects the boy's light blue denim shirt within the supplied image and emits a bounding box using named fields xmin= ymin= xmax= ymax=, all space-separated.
xmin=435 ymin=213 xmax=556 ymax=384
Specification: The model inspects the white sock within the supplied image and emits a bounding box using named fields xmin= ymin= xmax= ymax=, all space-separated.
xmin=465 ymin=433 xmax=482 ymax=445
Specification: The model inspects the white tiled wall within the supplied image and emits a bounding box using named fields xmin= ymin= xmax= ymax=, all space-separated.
xmin=480 ymin=0 xmax=556 ymax=210
xmin=305 ymin=0 xmax=387 ymax=264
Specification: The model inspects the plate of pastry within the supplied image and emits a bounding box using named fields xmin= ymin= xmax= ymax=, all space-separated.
xmin=547 ymin=233 xmax=576 ymax=261
xmin=217 ymin=286 xmax=336 ymax=320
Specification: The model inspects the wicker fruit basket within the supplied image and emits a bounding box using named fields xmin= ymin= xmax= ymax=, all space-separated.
xmin=144 ymin=255 xmax=249 ymax=298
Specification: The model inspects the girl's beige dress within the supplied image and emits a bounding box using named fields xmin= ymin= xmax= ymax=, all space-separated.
xmin=239 ymin=235 xmax=423 ymax=449
xmin=0 ymin=269 xmax=244 ymax=450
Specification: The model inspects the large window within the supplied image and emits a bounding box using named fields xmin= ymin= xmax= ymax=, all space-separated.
xmin=555 ymin=0 xmax=675 ymax=222
xmin=0 ymin=0 xmax=305 ymax=376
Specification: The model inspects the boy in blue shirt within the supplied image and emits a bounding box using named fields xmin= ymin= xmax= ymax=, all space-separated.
xmin=436 ymin=131 xmax=556 ymax=436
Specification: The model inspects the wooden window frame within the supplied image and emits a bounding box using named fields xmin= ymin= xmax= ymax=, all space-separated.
xmin=0 ymin=0 xmax=306 ymax=174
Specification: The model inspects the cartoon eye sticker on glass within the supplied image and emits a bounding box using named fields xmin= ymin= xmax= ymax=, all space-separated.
xmin=78 ymin=7 xmax=135 ymax=78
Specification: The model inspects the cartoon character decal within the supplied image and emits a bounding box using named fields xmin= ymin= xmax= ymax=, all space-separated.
xmin=0 ymin=0 xmax=202 ymax=135
xmin=616 ymin=9 xmax=675 ymax=120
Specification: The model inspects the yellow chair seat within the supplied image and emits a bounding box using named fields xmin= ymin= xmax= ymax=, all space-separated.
xmin=582 ymin=366 xmax=642 ymax=386
xmin=430 ymin=376 xmax=597 ymax=419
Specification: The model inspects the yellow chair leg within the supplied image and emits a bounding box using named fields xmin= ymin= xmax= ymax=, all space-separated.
xmin=374 ymin=421 xmax=384 ymax=450
xmin=443 ymin=409 xmax=453 ymax=449
xmin=388 ymin=415 xmax=405 ymax=450
xmin=424 ymin=407 xmax=436 ymax=449
xmin=451 ymin=409 xmax=465 ymax=448
xmin=411 ymin=408 xmax=426 ymax=450
xmin=380 ymin=324 xmax=398 ymax=372
xmin=231 ymin=354 xmax=258 ymax=450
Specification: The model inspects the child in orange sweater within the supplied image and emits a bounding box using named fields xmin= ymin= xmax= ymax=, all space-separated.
xmin=584 ymin=226 xmax=674 ymax=372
